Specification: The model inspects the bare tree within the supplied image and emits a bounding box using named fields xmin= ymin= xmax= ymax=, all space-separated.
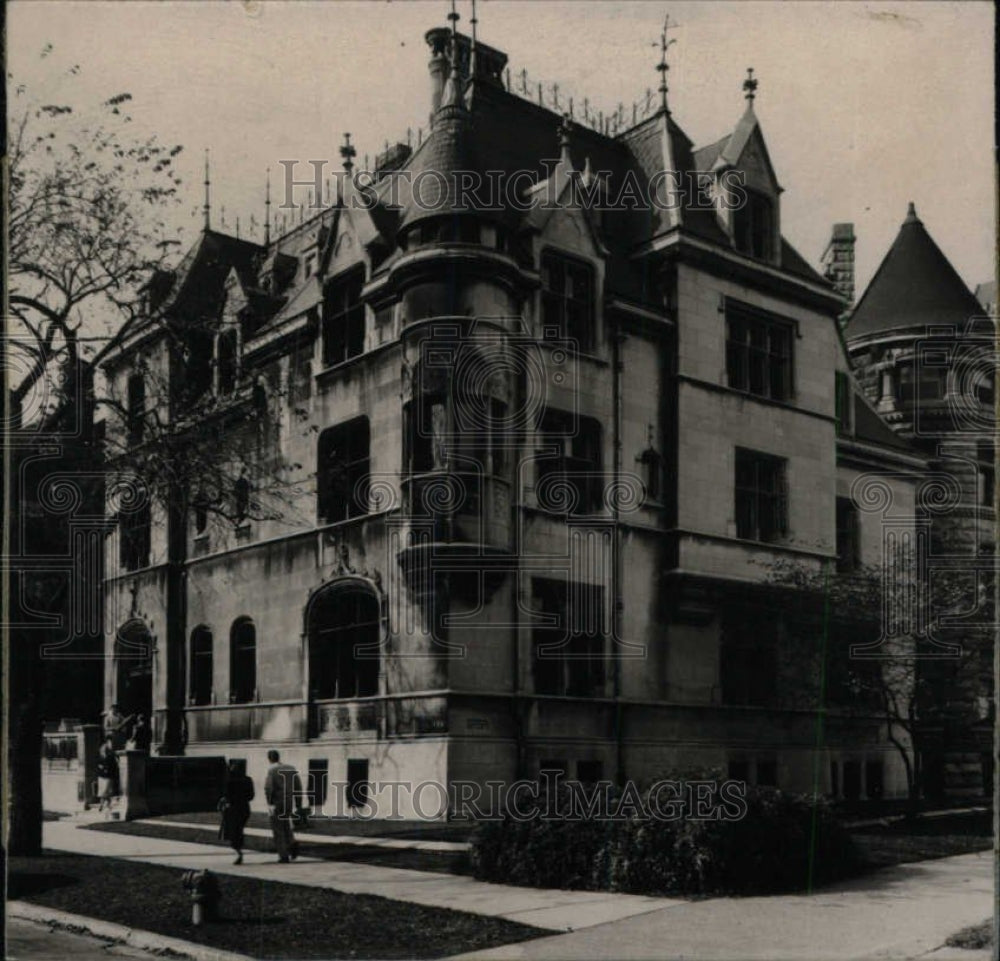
xmin=763 ymin=557 xmax=992 ymax=811
xmin=6 ymin=52 xmax=184 ymax=856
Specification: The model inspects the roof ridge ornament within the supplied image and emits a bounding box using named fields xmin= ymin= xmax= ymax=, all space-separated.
xmin=743 ymin=67 xmax=758 ymax=105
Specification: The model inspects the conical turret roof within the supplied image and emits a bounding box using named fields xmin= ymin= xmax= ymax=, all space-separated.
xmin=846 ymin=203 xmax=983 ymax=340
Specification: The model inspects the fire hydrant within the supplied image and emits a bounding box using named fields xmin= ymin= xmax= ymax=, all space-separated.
xmin=181 ymin=869 xmax=220 ymax=926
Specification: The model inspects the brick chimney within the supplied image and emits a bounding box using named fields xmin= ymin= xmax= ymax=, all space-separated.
xmin=822 ymin=222 xmax=856 ymax=311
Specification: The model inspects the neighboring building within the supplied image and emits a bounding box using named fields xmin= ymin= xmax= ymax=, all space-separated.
xmin=99 ymin=19 xmax=924 ymax=815
xmin=845 ymin=202 xmax=995 ymax=800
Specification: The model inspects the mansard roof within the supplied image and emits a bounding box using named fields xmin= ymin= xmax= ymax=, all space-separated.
xmin=846 ymin=203 xmax=984 ymax=341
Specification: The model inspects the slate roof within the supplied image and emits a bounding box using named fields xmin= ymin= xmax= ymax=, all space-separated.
xmin=846 ymin=203 xmax=984 ymax=340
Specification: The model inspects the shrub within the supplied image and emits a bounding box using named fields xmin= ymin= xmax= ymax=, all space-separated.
xmin=469 ymin=772 xmax=861 ymax=897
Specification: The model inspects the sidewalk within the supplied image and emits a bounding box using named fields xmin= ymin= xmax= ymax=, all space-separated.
xmin=42 ymin=818 xmax=673 ymax=932
xmin=450 ymin=851 xmax=994 ymax=961
xmin=40 ymin=819 xmax=994 ymax=959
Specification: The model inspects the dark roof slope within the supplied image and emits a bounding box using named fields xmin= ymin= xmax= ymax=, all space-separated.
xmin=846 ymin=203 xmax=983 ymax=340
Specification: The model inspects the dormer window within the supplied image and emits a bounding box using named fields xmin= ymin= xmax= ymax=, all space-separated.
xmin=733 ymin=189 xmax=774 ymax=260
xmin=217 ymin=330 xmax=238 ymax=395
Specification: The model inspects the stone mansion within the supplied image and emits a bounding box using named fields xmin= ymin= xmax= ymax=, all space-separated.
xmin=98 ymin=16 xmax=948 ymax=816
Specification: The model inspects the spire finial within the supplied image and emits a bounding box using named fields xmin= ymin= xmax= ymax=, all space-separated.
xmin=743 ymin=67 xmax=758 ymax=104
xmin=656 ymin=14 xmax=678 ymax=114
xmin=340 ymin=132 xmax=356 ymax=173
xmin=905 ymin=201 xmax=919 ymax=224
xmin=264 ymin=167 xmax=271 ymax=246
xmin=203 ymin=149 xmax=211 ymax=230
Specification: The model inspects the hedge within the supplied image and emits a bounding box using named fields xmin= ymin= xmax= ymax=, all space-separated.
xmin=470 ymin=772 xmax=860 ymax=896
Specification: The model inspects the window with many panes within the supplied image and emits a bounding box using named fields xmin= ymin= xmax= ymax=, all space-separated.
xmin=536 ymin=409 xmax=602 ymax=515
xmin=540 ymin=252 xmax=594 ymax=350
xmin=531 ymin=578 xmax=605 ymax=697
xmin=317 ymin=417 xmax=370 ymax=523
xmin=836 ymin=496 xmax=860 ymax=572
xmin=322 ymin=269 xmax=365 ymax=368
xmin=734 ymin=448 xmax=787 ymax=543
xmin=725 ymin=303 xmax=793 ymax=401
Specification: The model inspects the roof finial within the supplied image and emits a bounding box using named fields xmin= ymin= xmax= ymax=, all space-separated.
xmin=340 ymin=132 xmax=356 ymax=173
xmin=469 ymin=0 xmax=478 ymax=80
xmin=656 ymin=14 xmax=677 ymax=114
xmin=904 ymin=201 xmax=920 ymax=224
xmin=743 ymin=67 xmax=758 ymax=105
xmin=264 ymin=167 xmax=271 ymax=246
xmin=203 ymin=149 xmax=211 ymax=230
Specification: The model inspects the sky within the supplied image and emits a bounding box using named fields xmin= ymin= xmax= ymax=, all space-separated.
xmin=7 ymin=0 xmax=997 ymax=297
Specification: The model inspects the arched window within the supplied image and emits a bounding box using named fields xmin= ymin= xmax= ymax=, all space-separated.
xmin=307 ymin=584 xmax=380 ymax=700
xmin=189 ymin=626 xmax=213 ymax=705
xmin=230 ymin=617 xmax=256 ymax=703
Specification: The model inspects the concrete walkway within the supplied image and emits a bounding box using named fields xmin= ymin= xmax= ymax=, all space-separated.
xmin=74 ymin=812 xmax=468 ymax=852
xmin=42 ymin=818 xmax=673 ymax=932
xmin=450 ymin=851 xmax=994 ymax=961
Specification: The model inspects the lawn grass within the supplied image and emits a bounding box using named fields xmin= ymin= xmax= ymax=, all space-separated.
xmin=850 ymin=810 xmax=992 ymax=869
xmin=85 ymin=819 xmax=471 ymax=875
xmin=9 ymin=851 xmax=543 ymax=960
xmin=945 ymin=919 xmax=993 ymax=950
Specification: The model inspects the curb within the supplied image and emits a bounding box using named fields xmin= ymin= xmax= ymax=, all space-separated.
xmin=8 ymin=900 xmax=255 ymax=961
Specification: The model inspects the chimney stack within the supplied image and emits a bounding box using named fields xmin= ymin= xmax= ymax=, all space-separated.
xmin=822 ymin=222 xmax=856 ymax=314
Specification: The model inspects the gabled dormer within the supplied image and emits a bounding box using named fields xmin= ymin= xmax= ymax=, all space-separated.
xmin=695 ymin=71 xmax=783 ymax=265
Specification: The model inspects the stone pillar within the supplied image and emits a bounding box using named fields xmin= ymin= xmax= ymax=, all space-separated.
xmin=120 ymin=750 xmax=151 ymax=820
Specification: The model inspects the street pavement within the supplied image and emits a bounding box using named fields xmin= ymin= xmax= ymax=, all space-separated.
xmin=6 ymin=916 xmax=160 ymax=961
xmin=450 ymin=851 xmax=994 ymax=961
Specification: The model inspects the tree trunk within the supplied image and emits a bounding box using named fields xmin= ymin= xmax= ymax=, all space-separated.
xmin=7 ymin=635 xmax=44 ymax=856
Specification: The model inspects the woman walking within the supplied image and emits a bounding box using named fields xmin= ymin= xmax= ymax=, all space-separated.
xmin=218 ymin=760 xmax=255 ymax=864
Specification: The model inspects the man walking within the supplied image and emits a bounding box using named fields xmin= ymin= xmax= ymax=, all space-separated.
xmin=264 ymin=750 xmax=302 ymax=863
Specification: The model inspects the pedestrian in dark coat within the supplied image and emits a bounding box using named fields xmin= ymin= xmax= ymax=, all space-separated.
xmin=218 ymin=760 xmax=255 ymax=864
